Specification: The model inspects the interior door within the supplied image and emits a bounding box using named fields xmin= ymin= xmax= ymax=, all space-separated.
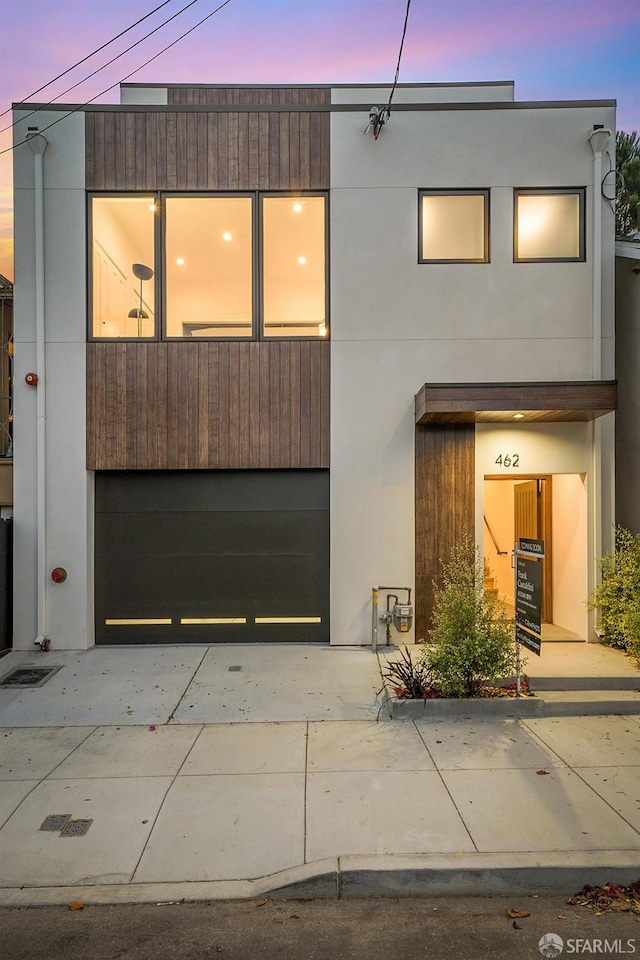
xmin=514 ymin=479 xmax=552 ymax=623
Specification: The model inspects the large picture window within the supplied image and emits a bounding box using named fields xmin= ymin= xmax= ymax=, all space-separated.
xmin=514 ymin=188 xmax=585 ymax=262
xmin=90 ymin=192 xmax=327 ymax=340
xmin=419 ymin=190 xmax=489 ymax=263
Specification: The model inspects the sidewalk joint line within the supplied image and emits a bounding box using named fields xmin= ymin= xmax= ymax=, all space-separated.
xmin=412 ymin=719 xmax=479 ymax=853
xmin=166 ymin=648 xmax=209 ymax=723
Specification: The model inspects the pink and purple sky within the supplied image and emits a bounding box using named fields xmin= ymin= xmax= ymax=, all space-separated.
xmin=1 ymin=0 xmax=639 ymax=281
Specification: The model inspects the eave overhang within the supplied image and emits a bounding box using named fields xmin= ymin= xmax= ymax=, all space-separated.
xmin=415 ymin=381 xmax=617 ymax=425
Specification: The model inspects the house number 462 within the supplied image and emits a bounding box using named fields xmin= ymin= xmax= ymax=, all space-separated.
xmin=494 ymin=453 xmax=520 ymax=467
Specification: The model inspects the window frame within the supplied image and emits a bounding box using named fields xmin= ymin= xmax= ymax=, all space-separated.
xmin=418 ymin=188 xmax=490 ymax=264
xmin=513 ymin=187 xmax=586 ymax=263
xmin=258 ymin=191 xmax=330 ymax=341
xmin=88 ymin=191 xmax=161 ymax=342
xmin=87 ymin=190 xmax=329 ymax=343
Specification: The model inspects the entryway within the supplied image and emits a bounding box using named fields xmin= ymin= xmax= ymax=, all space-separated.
xmin=483 ymin=473 xmax=588 ymax=641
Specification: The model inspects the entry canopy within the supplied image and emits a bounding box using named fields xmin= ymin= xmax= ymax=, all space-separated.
xmin=415 ymin=381 xmax=617 ymax=424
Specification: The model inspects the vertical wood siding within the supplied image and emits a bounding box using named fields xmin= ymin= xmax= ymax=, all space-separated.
xmin=414 ymin=423 xmax=475 ymax=639
xmin=166 ymin=87 xmax=331 ymax=106
xmin=87 ymin=340 xmax=330 ymax=470
xmin=85 ymin=104 xmax=330 ymax=191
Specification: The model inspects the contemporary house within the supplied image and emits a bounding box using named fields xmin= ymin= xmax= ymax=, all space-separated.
xmin=11 ymin=81 xmax=617 ymax=652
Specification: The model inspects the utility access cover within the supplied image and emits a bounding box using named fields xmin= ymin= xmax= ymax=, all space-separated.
xmin=60 ymin=819 xmax=93 ymax=837
xmin=0 ymin=666 xmax=63 ymax=687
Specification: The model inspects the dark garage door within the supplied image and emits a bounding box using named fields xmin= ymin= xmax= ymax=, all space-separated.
xmin=95 ymin=470 xmax=329 ymax=644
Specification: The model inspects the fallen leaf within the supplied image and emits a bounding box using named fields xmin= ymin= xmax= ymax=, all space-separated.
xmin=536 ymin=770 xmax=550 ymax=776
xmin=557 ymin=915 xmax=567 ymax=920
xmin=506 ymin=908 xmax=530 ymax=918
xmin=149 ymin=725 xmax=156 ymax=731
xmin=512 ymin=920 xmax=522 ymax=930
xmin=256 ymin=899 xmax=267 ymax=907
xmin=67 ymin=902 xmax=84 ymax=911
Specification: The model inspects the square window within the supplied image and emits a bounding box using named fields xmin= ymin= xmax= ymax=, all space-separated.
xmin=419 ymin=190 xmax=489 ymax=263
xmin=514 ymin=189 xmax=585 ymax=262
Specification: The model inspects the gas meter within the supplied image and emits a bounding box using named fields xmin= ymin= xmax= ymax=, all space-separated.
xmin=371 ymin=586 xmax=413 ymax=650
xmin=392 ymin=603 xmax=413 ymax=633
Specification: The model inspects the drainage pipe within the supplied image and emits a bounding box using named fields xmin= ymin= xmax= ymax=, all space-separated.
xmin=27 ymin=132 xmax=48 ymax=645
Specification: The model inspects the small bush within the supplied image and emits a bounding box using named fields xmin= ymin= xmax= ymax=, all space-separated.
xmin=589 ymin=526 xmax=640 ymax=667
xmin=419 ymin=534 xmax=520 ymax=698
xmin=381 ymin=645 xmax=433 ymax=699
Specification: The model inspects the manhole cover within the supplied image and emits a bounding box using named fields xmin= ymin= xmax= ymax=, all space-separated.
xmin=40 ymin=814 xmax=72 ymax=832
xmin=0 ymin=666 xmax=63 ymax=688
xmin=228 ymin=665 xmax=242 ymax=672
xmin=61 ymin=819 xmax=93 ymax=837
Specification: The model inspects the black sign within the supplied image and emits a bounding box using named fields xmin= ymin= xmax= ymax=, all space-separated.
xmin=516 ymin=555 xmax=542 ymax=635
xmin=519 ymin=537 xmax=545 ymax=557
xmin=516 ymin=625 xmax=541 ymax=657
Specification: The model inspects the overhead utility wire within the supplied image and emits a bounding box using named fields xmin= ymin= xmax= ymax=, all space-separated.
xmin=0 ymin=0 xmax=235 ymax=159
xmin=373 ymin=0 xmax=412 ymax=139
xmin=0 ymin=0 xmax=206 ymax=137
xmin=0 ymin=0 xmax=175 ymax=121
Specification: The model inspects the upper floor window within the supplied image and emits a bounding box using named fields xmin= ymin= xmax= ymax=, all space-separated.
xmin=419 ymin=189 xmax=489 ymax=263
xmin=90 ymin=192 xmax=327 ymax=340
xmin=514 ymin=188 xmax=585 ymax=262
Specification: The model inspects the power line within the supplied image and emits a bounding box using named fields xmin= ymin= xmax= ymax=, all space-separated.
xmin=0 ymin=0 xmax=175 ymax=121
xmin=0 ymin=0 xmax=206 ymax=137
xmin=1 ymin=0 xmax=235 ymax=159
xmin=388 ymin=0 xmax=413 ymax=112
xmin=369 ymin=0 xmax=413 ymax=139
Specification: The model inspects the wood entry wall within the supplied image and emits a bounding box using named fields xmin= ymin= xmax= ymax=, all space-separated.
xmin=415 ymin=423 xmax=475 ymax=639
xmin=87 ymin=340 xmax=330 ymax=471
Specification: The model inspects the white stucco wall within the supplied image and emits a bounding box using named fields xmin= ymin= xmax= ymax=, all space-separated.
xmin=329 ymin=93 xmax=615 ymax=646
xmin=13 ymin=109 xmax=92 ymax=650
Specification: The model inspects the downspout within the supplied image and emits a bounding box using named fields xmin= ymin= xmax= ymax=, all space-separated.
xmin=588 ymin=125 xmax=611 ymax=640
xmin=27 ymin=132 xmax=48 ymax=646
xmin=588 ymin=125 xmax=611 ymax=381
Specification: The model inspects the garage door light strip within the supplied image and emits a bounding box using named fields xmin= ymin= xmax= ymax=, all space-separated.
xmin=255 ymin=617 xmax=322 ymax=624
xmin=105 ymin=618 xmax=172 ymax=626
xmin=180 ymin=618 xmax=247 ymax=625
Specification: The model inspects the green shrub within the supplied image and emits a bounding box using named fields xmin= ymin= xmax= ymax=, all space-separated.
xmin=589 ymin=526 xmax=640 ymax=666
xmin=419 ymin=534 xmax=519 ymax=697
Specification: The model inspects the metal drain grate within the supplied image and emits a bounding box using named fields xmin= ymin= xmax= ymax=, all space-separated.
xmin=228 ymin=665 xmax=242 ymax=672
xmin=40 ymin=814 xmax=72 ymax=832
xmin=61 ymin=819 xmax=93 ymax=837
xmin=0 ymin=666 xmax=63 ymax=688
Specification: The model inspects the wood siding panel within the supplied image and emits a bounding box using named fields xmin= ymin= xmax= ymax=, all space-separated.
xmin=415 ymin=423 xmax=475 ymax=640
xmin=167 ymin=87 xmax=331 ymax=106
xmin=87 ymin=341 xmax=329 ymax=471
xmin=86 ymin=107 xmax=330 ymax=190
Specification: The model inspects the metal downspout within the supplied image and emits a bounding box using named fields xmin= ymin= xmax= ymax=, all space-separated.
xmin=27 ymin=132 xmax=48 ymax=645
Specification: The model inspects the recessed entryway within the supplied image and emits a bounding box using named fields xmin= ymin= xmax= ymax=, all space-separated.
xmin=483 ymin=473 xmax=588 ymax=641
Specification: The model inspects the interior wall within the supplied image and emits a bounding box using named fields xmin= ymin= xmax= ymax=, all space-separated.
xmin=552 ymin=473 xmax=588 ymax=636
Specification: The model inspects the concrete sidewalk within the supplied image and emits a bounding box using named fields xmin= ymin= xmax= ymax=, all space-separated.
xmin=0 ymin=644 xmax=638 ymax=904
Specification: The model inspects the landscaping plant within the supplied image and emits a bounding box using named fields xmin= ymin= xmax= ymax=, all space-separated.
xmin=588 ymin=525 xmax=640 ymax=666
xmin=419 ymin=533 xmax=519 ymax=697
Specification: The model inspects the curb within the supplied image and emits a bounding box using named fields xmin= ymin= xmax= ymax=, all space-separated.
xmin=1 ymin=852 xmax=639 ymax=906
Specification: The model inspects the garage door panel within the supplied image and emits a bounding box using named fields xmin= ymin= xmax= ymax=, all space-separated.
xmin=96 ymin=511 xmax=329 ymax=559
xmin=96 ymin=470 xmax=328 ymax=514
xmin=95 ymin=471 xmax=329 ymax=644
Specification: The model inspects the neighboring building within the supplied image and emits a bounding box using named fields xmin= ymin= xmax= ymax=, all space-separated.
xmin=614 ymin=237 xmax=640 ymax=534
xmin=11 ymin=81 xmax=617 ymax=652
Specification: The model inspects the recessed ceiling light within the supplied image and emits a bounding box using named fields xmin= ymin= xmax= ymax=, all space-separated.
xmin=513 ymin=413 xmax=525 ymax=419
xmin=298 ymin=256 xmax=307 ymax=265
xmin=222 ymin=232 xmax=232 ymax=241
xmin=176 ymin=258 xmax=185 ymax=266
xmin=149 ymin=204 xmax=156 ymax=212
xmin=293 ymin=202 xmax=303 ymax=213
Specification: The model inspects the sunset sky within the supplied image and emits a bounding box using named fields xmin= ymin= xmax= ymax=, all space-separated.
xmin=1 ymin=0 xmax=639 ymax=280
